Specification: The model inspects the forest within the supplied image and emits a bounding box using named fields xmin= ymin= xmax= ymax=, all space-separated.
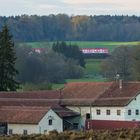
xmin=0 ymin=14 xmax=140 ymax=42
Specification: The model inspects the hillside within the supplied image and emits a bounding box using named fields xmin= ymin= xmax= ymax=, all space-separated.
xmin=0 ymin=15 xmax=140 ymax=42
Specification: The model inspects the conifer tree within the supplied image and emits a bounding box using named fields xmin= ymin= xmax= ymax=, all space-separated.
xmin=0 ymin=25 xmax=19 ymax=91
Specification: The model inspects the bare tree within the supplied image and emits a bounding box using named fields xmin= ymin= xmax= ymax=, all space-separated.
xmin=101 ymin=46 xmax=132 ymax=80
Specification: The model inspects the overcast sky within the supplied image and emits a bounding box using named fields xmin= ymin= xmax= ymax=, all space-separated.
xmin=0 ymin=0 xmax=140 ymax=16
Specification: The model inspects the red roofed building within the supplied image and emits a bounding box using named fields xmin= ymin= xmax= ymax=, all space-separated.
xmin=61 ymin=82 xmax=113 ymax=128
xmin=1 ymin=81 xmax=140 ymax=133
xmin=0 ymin=90 xmax=61 ymax=107
xmin=0 ymin=90 xmax=80 ymax=134
xmin=0 ymin=106 xmax=80 ymax=135
xmin=86 ymin=81 xmax=140 ymax=130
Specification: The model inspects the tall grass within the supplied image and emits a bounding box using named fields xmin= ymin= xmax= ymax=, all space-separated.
xmin=1 ymin=129 xmax=140 ymax=140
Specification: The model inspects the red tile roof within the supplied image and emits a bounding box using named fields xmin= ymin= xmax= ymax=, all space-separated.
xmin=0 ymin=106 xmax=49 ymax=124
xmin=0 ymin=106 xmax=79 ymax=124
xmin=52 ymin=107 xmax=80 ymax=118
xmin=0 ymin=81 xmax=139 ymax=108
xmin=93 ymin=82 xmax=140 ymax=106
xmin=0 ymin=90 xmax=60 ymax=99
xmin=61 ymin=82 xmax=112 ymax=106
xmin=0 ymin=90 xmax=61 ymax=107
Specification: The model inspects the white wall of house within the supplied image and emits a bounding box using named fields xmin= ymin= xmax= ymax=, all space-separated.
xmin=125 ymin=93 xmax=140 ymax=121
xmin=92 ymin=107 xmax=125 ymax=121
xmin=91 ymin=94 xmax=140 ymax=121
xmin=38 ymin=109 xmax=63 ymax=133
xmin=8 ymin=109 xmax=63 ymax=134
xmin=8 ymin=124 xmax=38 ymax=135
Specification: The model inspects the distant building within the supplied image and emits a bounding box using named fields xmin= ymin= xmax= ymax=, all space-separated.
xmin=81 ymin=48 xmax=109 ymax=54
xmin=80 ymin=48 xmax=109 ymax=58
xmin=32 ymin=48 xmax=47 ymax=54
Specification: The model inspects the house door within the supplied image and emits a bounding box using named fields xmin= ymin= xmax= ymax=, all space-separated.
xmin=0 ymin=123 xmax=7 ymax=135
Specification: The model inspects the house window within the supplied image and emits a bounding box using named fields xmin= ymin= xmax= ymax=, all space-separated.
xmin=96 ymin=109 xmax=101 ymax=115
xmin=23 ymin=130 xmax=28 ymax=135
xmin=117 ymin=110 xmax=121 ymax=116
xmin=106 ymin=110 xmax=110 ymax=115
xmin=128 ymin=110 xmax=131 ymax=115
xmin=9 ymin=129 xmax=13 ymax=135
xmin=136 ymin=109 xmax=139 ymax=115
xmin=86 ymin=113 xmax=91 ymax=119
xmin=48 ymin=119 xmax=52 ymax=125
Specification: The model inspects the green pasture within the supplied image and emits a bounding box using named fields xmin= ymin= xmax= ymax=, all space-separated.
xmin=23 ymin=41 xmax=140 ymax=52
xmin=85 ymin=59 xmax=102 ymax=75
xmin=52 ymin=59 xmax=105 ymax=89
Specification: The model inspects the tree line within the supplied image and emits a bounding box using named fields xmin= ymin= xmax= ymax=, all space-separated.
xmin=0 ymin=14 xmax=140 ymax=42
xmin=0 ymin=25 xmax=85 ymax=91
xmin=16 ymin=42 xmax=84 ymax=85
xmin=101 ymin=44 xmax=140 ymax=81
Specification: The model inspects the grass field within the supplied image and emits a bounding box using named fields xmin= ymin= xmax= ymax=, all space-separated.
xmin=24 ymin=41 xmax=140 ymax=52
xmin=85 ymin=59 xmax=102 ymax=75
xmin=20 ymin=41 xmax=140 ymax=89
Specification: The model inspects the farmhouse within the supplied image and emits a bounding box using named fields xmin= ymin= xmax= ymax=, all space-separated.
xmin=0 ymin=106 xmax=80 ymax=135
xmin=86 ymin=81 xmax=140 ymax=129
xmin=0 ymin=91 xmax=80 ymax=134
xmin=1 ymin=81 xmax=140 ymax=133
xmin=61 ymin=82 xmax=112 ymax=127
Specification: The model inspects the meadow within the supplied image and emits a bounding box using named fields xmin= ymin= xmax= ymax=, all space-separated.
xmin=21 ymin=41 xmax=140 ymax=89
xmin=25 ymin=41 xmax=140 ymax=52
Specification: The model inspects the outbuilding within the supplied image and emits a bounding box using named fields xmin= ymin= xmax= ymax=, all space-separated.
xmin=0 ymin=106 xmax=80 ymax=135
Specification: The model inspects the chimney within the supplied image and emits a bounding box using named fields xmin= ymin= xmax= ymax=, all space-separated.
xmin=119 ymin=79 xmax=123 ymax=89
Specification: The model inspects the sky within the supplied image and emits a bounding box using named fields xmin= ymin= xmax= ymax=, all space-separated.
xmin=0 ymin=0 xmax=140 ymax=16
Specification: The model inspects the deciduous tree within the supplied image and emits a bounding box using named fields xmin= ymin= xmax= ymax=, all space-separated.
xmin=101 ymin=46 xmax=132 ymax=80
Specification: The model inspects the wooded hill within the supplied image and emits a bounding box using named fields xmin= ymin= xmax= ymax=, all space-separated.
xmin=0 ymin=14 xmax=140 ymax=42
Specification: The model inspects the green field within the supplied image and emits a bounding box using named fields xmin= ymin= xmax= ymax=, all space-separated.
xmin=85 ymin=59 xmax=102 ymax=75
xmin=20 ymin=41 xmax=140 ymax=89
xmin=24 ymin=41 xmax=140 ymax=52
